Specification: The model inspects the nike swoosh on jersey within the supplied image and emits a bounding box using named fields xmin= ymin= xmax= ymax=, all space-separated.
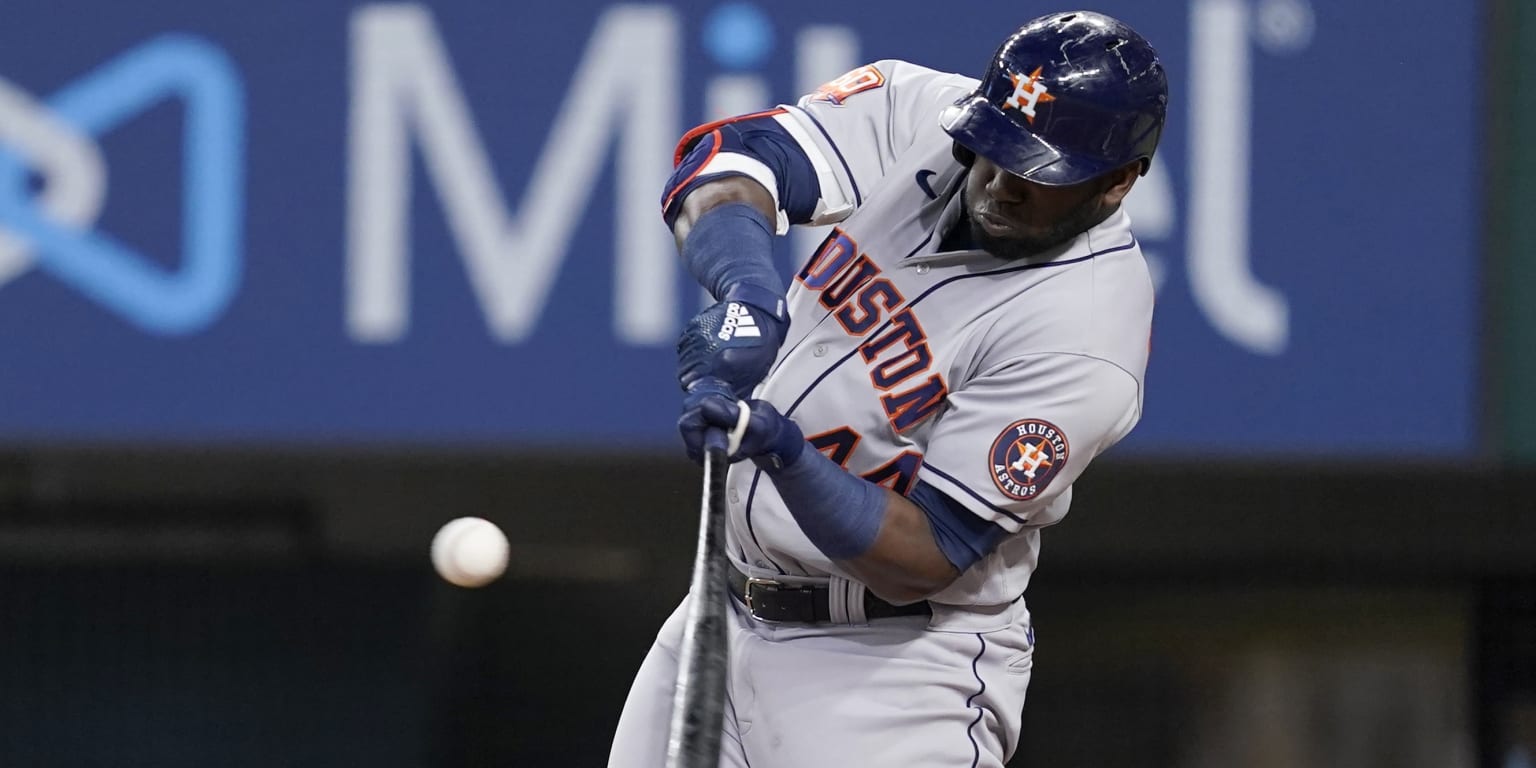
xmin=915 ymin=169 xmax=939 ymax=200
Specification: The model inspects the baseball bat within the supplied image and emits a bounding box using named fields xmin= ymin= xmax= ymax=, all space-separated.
xmin=664 ymin=413 xmax=745 ymax=768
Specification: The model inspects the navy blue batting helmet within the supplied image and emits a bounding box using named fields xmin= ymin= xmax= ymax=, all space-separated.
xmin=940 ymin=11 xmax=1168 ymax=186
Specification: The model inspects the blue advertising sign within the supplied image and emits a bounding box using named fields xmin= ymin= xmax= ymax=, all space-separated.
xmin=0 ymin=0 xmax=1482 ymax=456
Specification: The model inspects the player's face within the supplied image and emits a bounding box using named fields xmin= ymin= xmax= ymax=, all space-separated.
xmin=962 ymin=156 xmax=1133 ymax=260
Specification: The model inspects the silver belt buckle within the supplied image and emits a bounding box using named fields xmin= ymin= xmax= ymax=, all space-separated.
xmin=743 ymin=576 xmax=821 ymax=623
xmin=743 ymin=577 xmax=782 ymax=623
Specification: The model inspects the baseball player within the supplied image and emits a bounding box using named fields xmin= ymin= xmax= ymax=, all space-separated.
xmin=610 ymin=11 xmax=1167 ymax=767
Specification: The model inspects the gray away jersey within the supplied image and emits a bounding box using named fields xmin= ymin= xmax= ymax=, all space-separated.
xmin=713 ymin=60 xmax=1153 ymax=611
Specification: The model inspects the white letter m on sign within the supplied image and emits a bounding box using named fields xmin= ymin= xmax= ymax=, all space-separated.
xmin=347 ymin=3 xmax=679 ymax=344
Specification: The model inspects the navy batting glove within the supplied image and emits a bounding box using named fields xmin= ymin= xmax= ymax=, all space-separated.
xmin=678 ymin=378 xmax=806 ymax=468
xmin=677 ymin=299 xmax=787 ymax=399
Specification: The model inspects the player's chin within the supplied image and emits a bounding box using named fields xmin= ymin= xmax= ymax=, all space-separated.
xmin=972 ymin=223 xmax=1058 ymax=261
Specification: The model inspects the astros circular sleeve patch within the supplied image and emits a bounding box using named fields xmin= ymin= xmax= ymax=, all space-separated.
xmin=989 ymin=419 xmax=1070 ymax=501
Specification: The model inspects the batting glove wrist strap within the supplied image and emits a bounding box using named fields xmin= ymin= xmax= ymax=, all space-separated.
xmin=722 ymin=282 xmax=789 ymax=326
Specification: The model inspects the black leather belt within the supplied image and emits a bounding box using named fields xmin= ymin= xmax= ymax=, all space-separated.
xmin=728 ymin=563 xmax=932 ymax=624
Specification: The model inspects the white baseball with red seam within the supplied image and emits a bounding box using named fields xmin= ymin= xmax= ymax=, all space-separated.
xmin=430 ymin=517 xmax=510 ymax=588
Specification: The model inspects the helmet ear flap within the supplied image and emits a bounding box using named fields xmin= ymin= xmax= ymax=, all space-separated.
xmin=952 ymin=142 xmax=975 ymax=168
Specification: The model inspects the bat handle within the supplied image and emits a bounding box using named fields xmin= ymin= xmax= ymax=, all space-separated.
xmin=703 ymin=401 xmax=752 ymax=456
xmin=703 ymin=428 xmax=728 ymax=454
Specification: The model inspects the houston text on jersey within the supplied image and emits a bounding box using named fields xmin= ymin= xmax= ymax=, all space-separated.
xmin=798 ymin=227 xmax=947 ymax=433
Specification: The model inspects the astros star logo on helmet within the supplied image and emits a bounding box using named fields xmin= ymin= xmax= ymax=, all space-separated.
xmin=1003 ymin=67 xmax=1055 ymax=124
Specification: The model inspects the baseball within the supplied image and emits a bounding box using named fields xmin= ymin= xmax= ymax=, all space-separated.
xmin=430 ymin=517 xmax=510 ymax=588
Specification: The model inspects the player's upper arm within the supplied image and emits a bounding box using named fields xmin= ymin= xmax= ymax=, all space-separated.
xmin=916 ymin=353 xmax=1142 ymax=533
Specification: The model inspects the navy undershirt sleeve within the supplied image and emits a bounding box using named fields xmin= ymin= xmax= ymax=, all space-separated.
xmin=907 ymin=480 xmax=1010 ymax=572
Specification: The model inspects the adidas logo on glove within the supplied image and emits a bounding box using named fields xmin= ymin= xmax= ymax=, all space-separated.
xmin=717 ymin=302 xmax=762 ymax=341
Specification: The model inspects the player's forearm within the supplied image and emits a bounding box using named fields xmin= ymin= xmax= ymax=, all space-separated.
xmin=836 ymin=489 xmax=962 ymax=605
xmin=764 ymin=446 xmax=960 ymax=604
